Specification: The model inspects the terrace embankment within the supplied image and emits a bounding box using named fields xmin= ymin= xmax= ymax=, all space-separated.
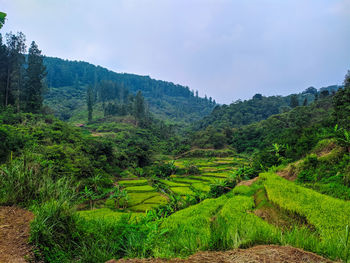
xmin=112 ymin=244 xmax=333 ymax=263
xmin=253 ymin=188 xmax=317 ymax=232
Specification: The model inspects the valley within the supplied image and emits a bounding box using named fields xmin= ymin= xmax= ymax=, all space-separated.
xmin=0 ymin=6 xmax=350 ymax=263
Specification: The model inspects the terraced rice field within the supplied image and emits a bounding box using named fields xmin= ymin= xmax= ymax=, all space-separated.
xmin=77 ymin=158 xmax=349 ymax=261
xmin=164 ymin=157 xmax=245 ymax=196
xmin=79 ymin=156 xmax=246 ymax=219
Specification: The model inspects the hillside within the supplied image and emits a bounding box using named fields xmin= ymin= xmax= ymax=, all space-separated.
xmin=193 ymin=85 xmax=342 ymax=131
xmin=43 ymin=57 xmax=216 ymax=124
xmin=1 ymin=75 xmax=350 ymax=262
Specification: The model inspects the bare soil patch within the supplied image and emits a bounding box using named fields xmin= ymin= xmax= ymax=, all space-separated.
xmin=276 ymin=161 xmax=303 ymax=181
xmin=0 ymin=206 xmax=34 ymax=263
xmin=237 ymin=176 xmax=259 ymax=187
xmin=111 ymin=245 xmax=333 ymax=263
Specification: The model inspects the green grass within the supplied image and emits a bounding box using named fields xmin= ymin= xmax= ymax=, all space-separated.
xmin=159 ymin=180 xmax=188 ymax=187
xmin=262 ymin=173 xmax=350 ymax=237
xmin=200 ymin=176 xmax=225 ymax=183
xmin=129 ymin=203 xmax=160 ymax=212
xmin=201 ymin=172 xmax=230 ymax=178
xmin=172 ymin=178 xmax=203 ymax=184
xmin=261 ymin=172 xmax=350 ymax=259
xmin=144 ymin=195 xmax=168 ymax=204
xmin=154 ymin=195 xmax=229 ymax=257
xmin=214 ymin=195 xmax=279 ymax=249
xmin=127 ymin=192 xmax=159 ymax=206
xmin=150 ymin=172 xmax=349 ymax=260
xmin=125 ymin=185 xmax=156 ymax=193
xmin=78 ymin=208 xmax=141 ymax=222
xmin=191 ymin=183 xmax=211 ymax=192
xmin=170 ymin=187 xmax=195 ymax=196
xmin=118 ymin=179 xmax=148 ymax=186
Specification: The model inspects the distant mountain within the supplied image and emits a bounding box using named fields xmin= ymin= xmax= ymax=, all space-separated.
xmin=43 ymin=57 xmax=216 ymax=123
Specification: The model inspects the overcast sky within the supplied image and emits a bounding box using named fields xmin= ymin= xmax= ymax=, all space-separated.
xmin=1 ymin=0 xmax=349 ymax=103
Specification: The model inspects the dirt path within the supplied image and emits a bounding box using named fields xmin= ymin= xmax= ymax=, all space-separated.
xmin=0 ymin=206 xmax=34 ymax=263
xmin=111 ymin=245 xmax=333 ymax=263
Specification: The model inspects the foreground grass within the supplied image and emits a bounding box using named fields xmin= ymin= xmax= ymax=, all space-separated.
xmin=25 ymin=159 xmax=349 ymax=262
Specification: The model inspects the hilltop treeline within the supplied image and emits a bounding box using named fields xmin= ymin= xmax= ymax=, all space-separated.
xmin=191 ymin=84 xmax=342 ymax=149
xmin=44 ymin=57 xmax=216 ymax=123
xmin=194 ymin=85 xmax=341 ymax=131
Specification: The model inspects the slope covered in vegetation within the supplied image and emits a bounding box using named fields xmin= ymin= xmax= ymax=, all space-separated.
xmin=43 ymin=57 xmax=216 ymax=124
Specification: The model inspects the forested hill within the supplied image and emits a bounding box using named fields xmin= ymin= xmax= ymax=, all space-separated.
xmin=194 ymin=85 xmax=342 ymax=131
xmin=43 ymin=57 xmax=216 ymax=123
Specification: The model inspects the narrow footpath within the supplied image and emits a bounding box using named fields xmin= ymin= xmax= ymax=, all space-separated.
xmin=0 ymin=206 xmax=34 ymax=263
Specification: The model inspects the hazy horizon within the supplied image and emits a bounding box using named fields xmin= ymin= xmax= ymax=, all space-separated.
xmin=1 ymin=0 xmax=349 ymax=103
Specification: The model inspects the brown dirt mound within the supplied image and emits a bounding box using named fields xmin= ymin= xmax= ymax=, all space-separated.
xmin=111 ymin=245 xmax=333 ymax=263
xmin=0 ymin=206 xmax=35 ymax=263
xmin=237 ymin=176 xmax=259 ymax=187
xmin=276 ymin=160 xmax=303 ymax=181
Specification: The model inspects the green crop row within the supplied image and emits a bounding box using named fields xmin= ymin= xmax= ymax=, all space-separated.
xmin=118 ymin=179 xmax=148 ymax=186
xmin=261 ymin=173 xmax=350 ymax=239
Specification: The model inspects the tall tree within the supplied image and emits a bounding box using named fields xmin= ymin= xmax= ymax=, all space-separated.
xmin=133 ymin=91 xmax=145 ymax=120
xmin=333 ymin=70 xmax=350 ymax=129
xmin=303 ymin=97 xmax=308 ymax=106
xmin=5 ymin=32 xmax=26 ymax=109
xmin=25 ymin=41 xmax=46 ymax=113
xmin=0 ymin=35 xmax=8 ymax=105
xmin=87 ymin=85 xmax=93 ymax=122
xmin=290 ymin=94 xmax=299 ymax=108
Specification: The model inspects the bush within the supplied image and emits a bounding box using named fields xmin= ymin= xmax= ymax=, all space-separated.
xmin=183 ymin=160 xmax=200 ymax=175
xmin=297 ymin=170 xmax=316 ymax=182
xmin=147 ymin=161 xmax=178 ymax=178
xmin=209 ymin=179 xmax=236 ymax=198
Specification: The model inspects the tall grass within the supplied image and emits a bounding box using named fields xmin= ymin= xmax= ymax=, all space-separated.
xmin=30 ymin=200 xmax=162 ymax=262
xmin=0 ymin=155 xmax=77 ymax=206
xmin=153 ymin=195 xmax=229 ymax=257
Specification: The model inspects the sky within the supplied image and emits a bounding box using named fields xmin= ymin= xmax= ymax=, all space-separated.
xmin=1 ymin=0 xmax=349 ymax=104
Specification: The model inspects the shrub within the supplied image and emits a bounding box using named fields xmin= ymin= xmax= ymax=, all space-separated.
xmin=149 ymin=161 xmax=178 ymax=178
xmin=297 ymin=170 xmax=316 ymax=183
xmin=208 ymin=179 xmax=236 ymax=198
xmin=183 ymin=160 xmax=200 ymax=175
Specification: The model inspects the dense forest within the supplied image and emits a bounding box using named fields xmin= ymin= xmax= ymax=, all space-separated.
xmin=43 ymin=57 xmax=216 ymax=123
xmin=194 ymin=85 xmax=341 ymax=130
xmin=1 ymin=11 xmax=350 ymax=263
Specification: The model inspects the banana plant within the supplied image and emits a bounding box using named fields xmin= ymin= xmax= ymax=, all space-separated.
xmin=83 ymin=186 xmax=97 ymax=209
xmin=109 ymin=186 xmax=128 ymax=209
xmin=336 ymin=128 xmax=350 ymax=152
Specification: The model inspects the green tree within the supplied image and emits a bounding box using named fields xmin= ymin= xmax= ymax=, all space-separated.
xmin=133 ymin=90 xmax=145 ymax=120
xmin=333 ymin=71 xmax=350 ymax=129
xmin=87 ymin=85 xmax=93 ymax=122
xmin=290 ymin=94 xmax=299 ymax=108
xmin=5 ymin=32 xmax=26 ymax=109
xmin=303 ymin=97 xmax=308 ymax=106
xmin=25 ymin=41 xmax=46 ymax=113
xmin=0 ymin=12 xmax=6 ymax=29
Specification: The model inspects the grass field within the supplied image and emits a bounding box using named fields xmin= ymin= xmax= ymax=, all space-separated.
xmin=76 ymin=156 xmax=349 ymax=261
